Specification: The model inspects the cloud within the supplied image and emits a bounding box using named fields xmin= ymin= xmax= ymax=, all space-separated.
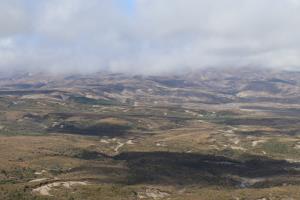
xmin=0 ymin=0 xmax=300 ymax=74
xmin=0 ymin=1 xmax=30 ymax=37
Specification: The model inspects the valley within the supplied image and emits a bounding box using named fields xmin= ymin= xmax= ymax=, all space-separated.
xmin=1 ymin=68 xmax=300 ymax=200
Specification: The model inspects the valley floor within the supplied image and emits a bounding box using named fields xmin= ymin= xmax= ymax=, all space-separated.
xmin=1 ymin=71 xmax=300 ymax=199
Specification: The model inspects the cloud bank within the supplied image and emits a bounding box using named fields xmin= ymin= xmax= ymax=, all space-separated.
xmin=0 ymin=0 xmax=300 ymax=74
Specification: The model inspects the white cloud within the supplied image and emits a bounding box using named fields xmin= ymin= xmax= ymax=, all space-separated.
xmin=0 ymin=0 xmax=300 ymax=74
xmin=0 ymin=1 xmax=30 ymax=37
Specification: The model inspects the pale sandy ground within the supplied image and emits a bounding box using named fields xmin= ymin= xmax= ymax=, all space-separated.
xmin=137 ymin=188 xmax=170 ymax=200
xmin=32 ymin=181 xmax=88 ymax=196
xmin=29 ymin=178 xmax=48 ymax=183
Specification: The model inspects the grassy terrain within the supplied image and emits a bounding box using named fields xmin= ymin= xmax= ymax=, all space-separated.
xmin=1 ymin=71 xmax=300 ymax=199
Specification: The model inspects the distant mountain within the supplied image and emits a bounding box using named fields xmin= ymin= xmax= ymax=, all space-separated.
xmin=0 ymin=68 xmax=300 ymax=105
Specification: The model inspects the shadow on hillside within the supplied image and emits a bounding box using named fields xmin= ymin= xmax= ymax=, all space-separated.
xmin=112 ymin=151 xmax=300 ymax=187
xmin=215 ymin=117 xmax=300 ymax=128
xmin=47 ymin=123 xmax=131 ymax=137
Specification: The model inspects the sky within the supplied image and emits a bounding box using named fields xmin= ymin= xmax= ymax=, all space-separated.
xmin=0 ymin=0 xmax=300 ymax=74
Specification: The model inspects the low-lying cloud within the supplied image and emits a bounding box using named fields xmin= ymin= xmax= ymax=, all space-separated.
xmin=0 ymin=0 xmax=300 ymax=74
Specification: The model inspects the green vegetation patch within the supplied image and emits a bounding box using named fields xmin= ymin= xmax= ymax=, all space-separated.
xmin=49 ymin=118 xmax=133 ymax=137
xmin=261 ymin=139 xmax=299 ymax=156
xmin=70 ymin=96 xmax=118 ymax=106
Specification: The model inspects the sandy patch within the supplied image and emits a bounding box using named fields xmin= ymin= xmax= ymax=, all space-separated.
xmin=32 ymin=181 xmax=88 ymax=196
xmin=34 ymin=170 xmax=47 ymax=175
xmin=100 ymin=139 xmax=110 ymax=144
xmin=239 ymin=177 xmax=266 ymax=188
xmin=232 ymin=138 xmax=240 ymax=145
xmin=138 ymin=188 xmax=170 ymax=200
xmin=126 ymin=140 xmax=134 ymax=145
xmin=231 ymin=146 xmax=247 ymax=151
xmin=156 ymin=142 xmax=167 ymax=147
xmin=29 ymin=178 xmax=48 ymax=183
xmin=252 ymin=140 xmax=266 ymax=147
xmin=114 ymin=142 xmax=125 ymax=153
